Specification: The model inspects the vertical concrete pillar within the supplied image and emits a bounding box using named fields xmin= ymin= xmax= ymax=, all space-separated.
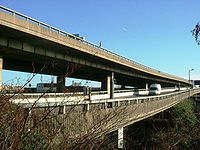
xmin=145 ymin=83 xmax=148 ymax=91
xmin=0 ymin=56 xmax=3 ymax=91
xmin=57 ymin=75 xmax=65 ymax=92
xmin=118 ymin=127 xmax=124 ymax=149
xmin=101 ymin=76 xmax=110 ymax=91
xmin=101 ymin=72 xmax=114 ymax=99
xmin=178 ymin=83 xmax=181 ymax=91
xmin=110 ymin=72 xmax=114 ymax=99
xmin=107 ymin=76 xmax=111 ymax=95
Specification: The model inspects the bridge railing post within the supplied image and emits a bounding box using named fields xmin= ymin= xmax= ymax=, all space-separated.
xmin=63 ymin=105 xmax=66 ymax=114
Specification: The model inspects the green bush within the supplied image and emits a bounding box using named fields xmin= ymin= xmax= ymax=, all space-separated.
xmin=22 ymin=130 xmax=47 ymax=150
xmin=171 ymin=99 xmax=197 ymax=128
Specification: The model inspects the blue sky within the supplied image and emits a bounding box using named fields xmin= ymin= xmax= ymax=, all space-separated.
xmin=1 ymin=0 xmax=200 ymax=87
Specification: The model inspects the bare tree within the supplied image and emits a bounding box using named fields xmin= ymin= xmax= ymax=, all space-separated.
xmin=0 ymin=61 xmax=125 ymax=150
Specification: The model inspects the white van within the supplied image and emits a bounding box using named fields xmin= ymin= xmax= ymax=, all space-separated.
xmin=149 ymin=84 xmax=161 ymax=95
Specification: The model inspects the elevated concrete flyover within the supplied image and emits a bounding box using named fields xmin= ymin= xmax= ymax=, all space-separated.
xmin=13 ymin=88 xmax=200 ymax=148
xmin=0 ymin=5 xmax=190 ymax=93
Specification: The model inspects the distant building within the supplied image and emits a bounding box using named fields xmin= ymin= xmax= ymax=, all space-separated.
xmin=36 ymin=83 xmax=57 ymax=93
xmin=35 ymin=82 xmax=100 ymax=93
xmin=71 ymin=81 xmax=82 ymax=87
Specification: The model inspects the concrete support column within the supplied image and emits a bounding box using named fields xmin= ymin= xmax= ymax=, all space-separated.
xmin=101 ymin=76 xmax=110 ymax=91
xmin=145 ymin=83 xmax=149 ymax=91
xmin=101 ymin=72 xmax=114 ymax=99
xmin=57 ymin=75 xmax=65 ymax=92
xmin=110 ymin=72 xmax=114 ymax=99
xmin=0 ymin=56 xmax=3 ymax=91
xmin=107 ymin=76 xmax=111 ymax=95
xmin=118 ymin=127 xmax=124 ymax=149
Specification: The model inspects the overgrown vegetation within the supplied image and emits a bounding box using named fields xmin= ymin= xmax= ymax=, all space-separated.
xmin=125 ymin=99 xmax=200 ymax=150
xmin=0 ymin=87 xmax=123 ymax=149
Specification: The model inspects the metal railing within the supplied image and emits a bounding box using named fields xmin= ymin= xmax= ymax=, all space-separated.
xmin=0 ymin=5 xmax=188 ymax=83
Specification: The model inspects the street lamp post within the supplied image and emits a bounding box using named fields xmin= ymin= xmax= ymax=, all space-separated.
xmin=189 ymin=69 xmax=194 ymax=88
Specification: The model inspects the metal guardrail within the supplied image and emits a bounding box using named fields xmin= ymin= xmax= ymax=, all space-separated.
xmin=0 ymin=5 xmax=188 ymax=83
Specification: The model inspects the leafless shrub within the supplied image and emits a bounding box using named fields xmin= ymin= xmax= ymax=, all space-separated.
xmin=0 ymin=61 xmax=127 ymax=150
